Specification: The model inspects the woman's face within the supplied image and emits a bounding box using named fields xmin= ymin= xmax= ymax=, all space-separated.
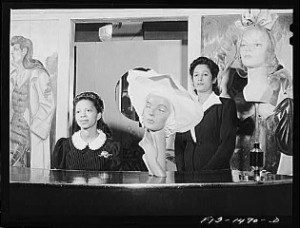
xmin=142 ymin=94 xmax=171 ymax=131
xmin=192 ymin=64 xmax=216 ymax=94
xmin=75 ymin=99 xmax=101 ymax=130
xmin=240 ymin=28 xmax=271 ymax=69
xmin=11 ymin=44 xmax=26 ymax=65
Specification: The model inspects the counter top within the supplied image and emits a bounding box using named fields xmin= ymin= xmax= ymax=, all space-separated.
xmin=10 ymin=166 xmax=292 ymax=188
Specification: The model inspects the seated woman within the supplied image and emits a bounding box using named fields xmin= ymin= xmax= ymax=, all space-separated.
xmin=175 ymin=57 xmax=238 ymax=172
xmin=127 ymin=68 xmax=203 ymax=177
xmin=52 ymin=91 xmax=121 ymax=171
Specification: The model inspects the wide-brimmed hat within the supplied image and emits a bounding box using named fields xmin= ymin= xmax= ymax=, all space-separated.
xmin=127 ymin=69 xmax=203 ymax=133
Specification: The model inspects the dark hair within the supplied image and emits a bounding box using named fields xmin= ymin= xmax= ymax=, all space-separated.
xmin=72 ymin=91 xmax=112 ymax=138
xmin=11 ymin=36 xmax=45 ymax=70
xmin=133 ymin=67 xmax=151 ymax=71
xmin=189 ymin=56 xmax=220 ymax=95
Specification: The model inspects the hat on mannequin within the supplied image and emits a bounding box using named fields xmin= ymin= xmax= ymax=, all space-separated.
xmin=127 ymin=68 xmax=203 ymax=135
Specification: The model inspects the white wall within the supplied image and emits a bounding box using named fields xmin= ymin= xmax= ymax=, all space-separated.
xmin=10 ymin=8 xmax=293 ymax=140
xmin=75 ymin=40 xmax=184 ymax=139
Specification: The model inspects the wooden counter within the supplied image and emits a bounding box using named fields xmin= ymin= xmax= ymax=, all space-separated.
xmin=2 ymin=166 xmax=293 ymax=227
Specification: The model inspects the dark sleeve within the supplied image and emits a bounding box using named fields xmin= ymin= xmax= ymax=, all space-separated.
xmin=274 ymin=98 xmax=293 ymax=156
xmin=203 ymin=98 xmax=237 ymax=170
xmin=106 ymin=140 xmax=122 ymax=171
xmin=174 ymin=132 xmax=187 ymax=172
xmin=51 ymin=138 xmax=68 ymax=169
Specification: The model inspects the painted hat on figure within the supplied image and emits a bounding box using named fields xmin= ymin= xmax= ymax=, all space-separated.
xmin=127 ymin=68 xmax=203 ymax=135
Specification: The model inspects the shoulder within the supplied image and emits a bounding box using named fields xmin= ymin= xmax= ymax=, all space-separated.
xmin=30 ymin=67 xmax=50 ymax=80
xmin=219 ymin=97 xmax=236 ymax=106
xmin=176 ymin=130 xmax=193 ymax=141
xmin=217 ymin=97 xmax=237 ymax=118
xmin=54 ymin=137 xmax=71 ymax=149
xmin=105 ymin=138 xmax=120 ymax=147
xmin=103 ymin=139 xmax=120 ymax=150
xmin=52 ymin=137 xmax=72 ymax=169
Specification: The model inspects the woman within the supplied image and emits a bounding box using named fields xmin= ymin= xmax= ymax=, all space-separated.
xmin=127 ymin=68 xmax=203 ymax=177
xmin=175 ymin=57 xmax=238 ymax=171
xmin=10 ymin=35 xmax=55 ymax=169
xmin=219 ymin=10 xmax=293 ymax=175
xmin=52 ymin=91 xmax=121 ymax=171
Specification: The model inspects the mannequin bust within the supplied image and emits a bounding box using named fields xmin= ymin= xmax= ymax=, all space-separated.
xmin=139 ymin=93 xmax=172 ymax=177
xmin=127 ymin=68 xmax=203 ymax=177
xmin=240 ymin=26 xmax=281 ymax=106
xmin=218 ymin=11 xmax=293 ymax=175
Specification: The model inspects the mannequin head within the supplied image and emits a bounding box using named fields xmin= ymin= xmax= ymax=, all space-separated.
xmin=142 ymin=93 xmax=172 ymax=132
xmin=239 ymin=25 xmax=278 ymax=71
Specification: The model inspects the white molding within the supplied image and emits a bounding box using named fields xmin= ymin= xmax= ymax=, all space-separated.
xmin=11 ymin=9 xmax=293 ymax=21
xmin=55 ymin=19 xmax=75 ymax=139
xmin=187 ymin=15 xmax=202 ymax=93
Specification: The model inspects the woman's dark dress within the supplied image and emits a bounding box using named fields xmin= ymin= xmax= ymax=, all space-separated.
xmin=52 ymin=137 xmax=121 ymax=171
xmin=175 ymin=97 xmax=237 ymax=171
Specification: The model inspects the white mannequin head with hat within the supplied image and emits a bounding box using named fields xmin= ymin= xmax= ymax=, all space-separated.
xmin=127 ymin=68 xmax=203 ymax=177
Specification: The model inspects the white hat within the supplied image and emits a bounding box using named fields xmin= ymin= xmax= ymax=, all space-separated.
xmin=127 ymin=69 xmax=203 ymax=134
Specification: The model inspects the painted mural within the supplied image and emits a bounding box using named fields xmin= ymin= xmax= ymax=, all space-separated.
xmin=10 ymin=20 xmax=58 ymax=169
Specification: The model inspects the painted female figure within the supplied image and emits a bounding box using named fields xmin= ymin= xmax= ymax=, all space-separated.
xmin=10 ymin=36 xmax=55 ymax=169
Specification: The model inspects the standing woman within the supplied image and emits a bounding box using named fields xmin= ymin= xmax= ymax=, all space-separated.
xmin=175 ymin=57 xmax=237 ymax=171
xmin=52 ymin=92 xmax=121 ymax=171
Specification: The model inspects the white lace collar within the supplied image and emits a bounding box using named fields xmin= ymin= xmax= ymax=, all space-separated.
xmin=202 ymin=92 xmax=222 ymax=112
xmin=72 ymin=130 xmax=107 ymax=150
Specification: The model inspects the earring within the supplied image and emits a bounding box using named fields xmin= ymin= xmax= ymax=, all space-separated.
xmin=237 ymin=55 xmax=248 ymax=78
